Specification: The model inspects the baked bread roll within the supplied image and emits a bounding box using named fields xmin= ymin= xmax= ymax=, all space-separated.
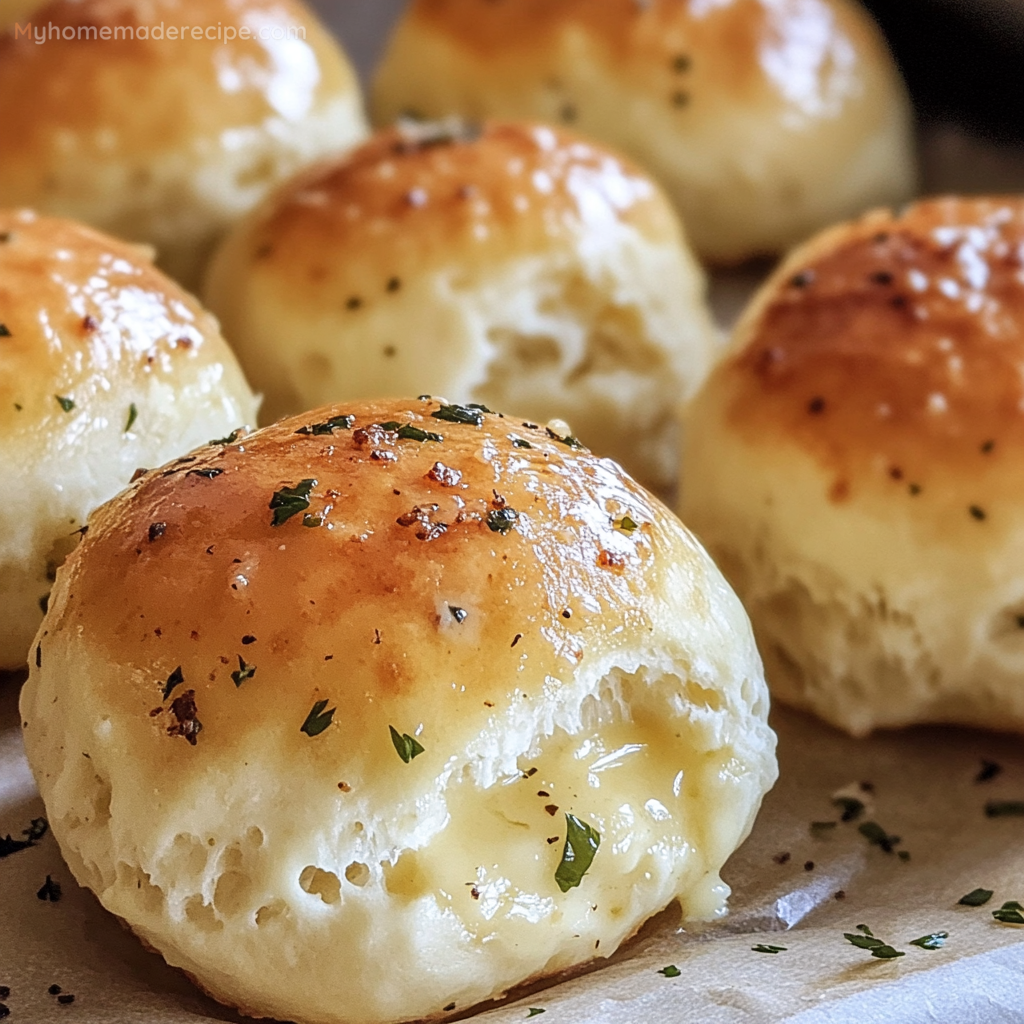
xmin=0 ymin=0 xmax=367 ymax=289
xmin=0 ymin=0 xmax=42 ymax=29
xmin=680 ymin=197 xmax=1024 ymax=737
xmin=372 ymin=0 xmax=917 ymax=265
xmin=204 ymin=120 xmax=716 ymax=492
xmin=0 ymin=209 xmax=257 ymax=670
xmin=21 ymin=397 xmax=776 ymax=1024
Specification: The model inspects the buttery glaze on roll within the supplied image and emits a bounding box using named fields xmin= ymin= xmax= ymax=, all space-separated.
xmin=372 ymin=0 xmax=917 ymax=265
xmin=681 ymin=197 xmax=1024 ymax=736
xmin=205 ymin=120 xmax=716 ymax=492
xmin=0 ymin=209 xmax=257 ymax=670
xmin=0 ymin=0 xmax=367 ymax=289
xmin=21 ymin=397 xmax=776 ymax=1024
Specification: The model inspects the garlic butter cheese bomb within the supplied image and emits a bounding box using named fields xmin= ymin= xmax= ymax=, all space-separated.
xmin=205 ymin=120 xmax=717 ymax=492
xmin=0 ymin=210 xmax=257 ymax=670
xmin=21 ymin=397 xmax=776 ymax=1024
xmin=0 ymin=0 xmax=367 ymax=289
xmin=682 ymin=197 xmax=1024 ymax=737
xmin=373 ymin=0 xmax=917 ymax=265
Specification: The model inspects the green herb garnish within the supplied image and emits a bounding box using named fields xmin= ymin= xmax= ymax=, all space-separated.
xmin=0 ymin=323 xmax=10 ymax=336
xmin=303 ymin=514 xmax=323 ymax=528
xmin=375 ymin=421 xmax=444 ymax=443
xmin=230 ymin=656 xmax=256 ymax=688
xmin=958 ymin=888 xmax=994 ymax=907
xmin=124 ymin=403 xmax=137 ymax=432
xmin=658 ymin=964 xmax=682 ymax=976
xmin=545 ymin=427 xmax=583 ymax=449
xmin=187 ymin=467 xmax=223 ymax=479
xmin=162 ymin=666 xmax=184 ymax=700
xmin=432 ymin=403 xmax=484 ymax=426
xmin=833 ymin=796 xmax=865 ymax=822
xmin=209 ymin=428 xmax=244 ymax=446
xmin=486 ymin=508 xmax=519 ymax=535
xmin=985 ymin=801 xmax=1024 ymax=818
xmin=449 ymin=605 xmax=468 ymax=624
xmin=909 ymin=932 xmax=948 ymax=950
xmin=509 ymin=436 xmax=533 ymax=449
xmin=301 ymin=699 xmax=335 ymax=737
xmin=295 ymin=415 xmax=355 ymax=436
xmin=844 ymin=927 xmax=904 ymax=959
xmin=270 ymin=479 xmax=316 ymax=526
xmin=752 ymin=944 xmax=787 ymax=954
xmin=526 ymin=1011 xmax=545 ymax=1018
xmin=614 ymin=515 xmax=639 ymax=534
xmin=993 ymin=901 xmax=1024 ymax=925
xmin=55 ymin=395 xmax=75 ymax=413
xmin=555 ymin=813 xmax=600 ymax=892
xmin=390 ymin=725 xmax=425 ymax=763
xmin=858 ymin=820 xmax=900 ymax=852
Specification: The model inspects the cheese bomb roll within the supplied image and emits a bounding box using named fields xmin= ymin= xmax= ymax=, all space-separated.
xmin=372 ymin=0 xmax=916 ymax=265
xmin=205 ymin=120 xmax=716 ymax=492
xmin=0 ymin=0 xmax=367 ymax=290
xmin=0 ymin=210 xmax=257 ymax=670
xmin=681 ymin=197 xmax=1024 ymax=737
xmin=21 ymin=398 xmax=776 ymax=1024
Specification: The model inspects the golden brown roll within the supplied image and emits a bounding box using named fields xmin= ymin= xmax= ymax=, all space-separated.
xmin=204 ymin=119 xmax=716 ymax=492
xmin=0 ymin=209 xmax=258 ymax=670
xmin=681 ymin=196 xmax=1024 ymax=737
xmin=21 ymin=397 xmax=776 ymax=1024
xmin=0 ymin=0 xmax=367 ymax=289
xmin=372 ymin=0 xmax=916 ymax=265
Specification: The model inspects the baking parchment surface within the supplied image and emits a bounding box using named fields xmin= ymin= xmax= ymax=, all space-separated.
xmin=3 ymin=668 xmax=1024 ymax=1024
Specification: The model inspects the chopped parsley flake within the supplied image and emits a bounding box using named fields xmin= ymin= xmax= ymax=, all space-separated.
xmin=124 ymin=403 xmax=138 ymax=432
xmin=301 ymin=699 xmax=336 ymax=737
xmin=37 ymin=874 xmax=62 ymax=902
xmin=187 ymin=467 xmax=223 ymax=479
xmin=526 ymin=1011 xmax=546 ymax=1018
xmin=448 ymin=605 xmax=468 ymax=624
xmin=509 ymin=435 xmax=533 ymax=449
xmin=555 ymin=813 xmax=600 ymax=892
xmin=295 ymin=415 xmax=355 ymax=436
xmin=376 ymin=421 xmax=444 ymax=443
xmin=270 ymin=479 xmax=317 ymax=526
xmin=486 ymin=508 xmax=519 ymax=535
xmin=303 ymin=514 xmax=323 ymax=528
xmin=162 ymin=666 xmax=185 ymax=700
xmin=833 ymin=796 xmax=865 ymax=822
xmin=55 ymin=395 xmax=75 ymax=413
xmin=858 ymin=820 xmax=900 ymax=852
xmin=209 ymin=428 xmax=244 ymax=446
xmin=390 ymin=725 xmax=425 ymax=763
xmin=909 ymin=932 xmax=948 ymax=950
xmin=230 ymin=656 xmax=256 ymax=688
xmin=545 ymin=427 xmax=583 ymax=449
xmin=958 ymin=888 xmax=993 ymax=907
xmin=614 ymin=515 xmax=640 ymax=534
xmin=658 ymin=965 xmax=682 ymax=976
xmin=985 ymin=801 xmax=1024 ymax=818
xmin=844 ymin=926 xmax=904 ymax=959
xmin=752 ymin=944 xmax=787 ymax=954
xmin=0 ymin=324 xmax=9 ymax=336
xmin=993 ymin=901 xmax=1024 ymax=925
xmin=431 ymin=403 xmax=484 ymax=426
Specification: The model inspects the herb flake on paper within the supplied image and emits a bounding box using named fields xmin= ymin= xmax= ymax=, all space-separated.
xmin=909 ymin=932 xmax=948 ymax=950
xmin=958 ymin=888 xmax=994 ymax=907
xmin=752 ymin=944 xmax=787 ymax=954
xmin=390 ymin=726 xmax=425 ymax=763
xmin=658 ymin=964 xmax=682 ymax=976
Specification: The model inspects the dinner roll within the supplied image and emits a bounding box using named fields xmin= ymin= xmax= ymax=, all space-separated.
xmin=0 ymin=0 xmax=367 ymax=289
xmin=21 ymin=397 xmax=776 ymax=1024
xmin=0 ymin=209 xmax=257 ymax=670
xmin=372 ymin=0 xmax=916 ymax=265
xmin=204 ymin=120 xmax=716 ymax=492
xmin=681 ymin=197 xmax=1024 ymax=737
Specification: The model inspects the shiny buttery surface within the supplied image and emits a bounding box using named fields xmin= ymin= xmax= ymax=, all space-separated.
xmin=724 ymin=197 xmax=1024 ymax=498
xmin=226 ymin=120 xmax=673 ymax=295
